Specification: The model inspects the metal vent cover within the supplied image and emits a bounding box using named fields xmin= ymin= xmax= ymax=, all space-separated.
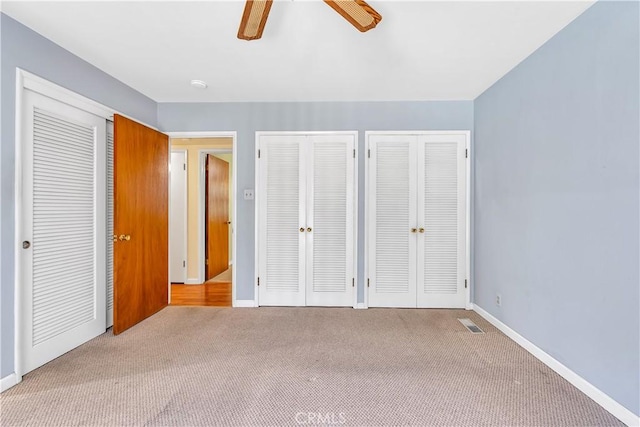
xmin=458 ymin=318 xmax=484 ymax=334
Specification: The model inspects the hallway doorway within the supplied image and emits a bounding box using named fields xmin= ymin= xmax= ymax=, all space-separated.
xmin=168 ymin=134 xmax=236 ymax=307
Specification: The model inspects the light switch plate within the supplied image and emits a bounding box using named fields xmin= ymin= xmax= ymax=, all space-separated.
xmin=243 ymin=189 xmax=255 ymax=200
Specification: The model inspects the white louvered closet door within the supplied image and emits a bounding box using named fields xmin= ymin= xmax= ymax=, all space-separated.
xmin=21 ymin=90 xmax=106 ymax=375
xmin=416 ymin=134 xmax=467 ymax=308
xmin=258 ymin=135 xmax=307 ymax=306
xmin=305 ymin=135 xmax=355 ymax=307
xmin=106 ymin=120 xmax=114 ymax=327
xmin=368 ymin=135 xmax=417 ymax=308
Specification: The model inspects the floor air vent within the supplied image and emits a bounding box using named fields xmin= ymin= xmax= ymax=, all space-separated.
xmin=458 ymin=318 xmax=484 ymax=334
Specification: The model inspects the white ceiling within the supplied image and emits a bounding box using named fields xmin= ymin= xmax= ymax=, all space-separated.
xmin=3 ymin=1 xmax=594 ymax=102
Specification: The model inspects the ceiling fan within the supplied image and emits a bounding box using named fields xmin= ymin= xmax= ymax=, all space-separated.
xmin=237 ymin=0 xmax=382 ymax=41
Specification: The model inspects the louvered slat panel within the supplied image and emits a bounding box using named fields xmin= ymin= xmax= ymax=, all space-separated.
xmin=32 ymin=108 xmax=96 ymax=346
xmin=312 ymin=142 xmax=347 ymax=293
xmin=106 ymin=122 xmax=114 ymax=324
xmin=265 ymin=142 xmax=300 ymax=292
xmin=375 ymin=142 xmax=411 ymax=293
xmin=423 ymin=142 xmax=458 ymax=294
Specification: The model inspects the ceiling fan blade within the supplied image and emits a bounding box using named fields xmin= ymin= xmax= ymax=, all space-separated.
xmin=237 ymin=0 xmax=273 ymax=41
xmin=324 ymin=0 xmax=382 ymax=32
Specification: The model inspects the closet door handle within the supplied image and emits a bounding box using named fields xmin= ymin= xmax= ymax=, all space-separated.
xmin=300 ymin=227 xmax=305 ymax=232
xmin=411 ymin=228 xmax=417 ymax=233
xmin=307 ymin=227 xmax=312 ymax=232
xmin=419 ymin=228 xmax=425 ymax=233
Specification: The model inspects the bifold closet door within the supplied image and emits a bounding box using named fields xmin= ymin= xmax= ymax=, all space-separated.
xmin=258 ymin=133 xmax=355 ymax=307
xmin=258 ymin=135 xmax=307 ymax=306
xmin=367 ymin=132 xmax=467 ymax=309
xmin=368 ymin=135 xmax=417 ymax=308
xmin=305 ymin=135 xmax=355 ymax=307
xmin=416 ymin=135 xmax=467 ymax=308
xmin=20 ymin=89 xmax=106 ymax=375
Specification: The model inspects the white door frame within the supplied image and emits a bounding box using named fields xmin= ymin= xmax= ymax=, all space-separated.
xmin=364 ymin=130 xmax=472 ymax=310
xmin=166 ymin=132 xmax=238 ymax=306
xmin=254 ymin=131 xmax=359 ymax=308
xmin=12 ymin=69 xmax=160 ymax=384
xmin=198 ymin=148 xmax=233 ymax=284
xmin=169 ymin=149 xmax=188 ymax=284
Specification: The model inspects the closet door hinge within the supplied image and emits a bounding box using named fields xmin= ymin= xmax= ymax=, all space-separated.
xmin=464 ymin=279 xmax=468 ymax=289
xmin=258 ymin=149 xmax=261 ymax=159
xmin=257 ymin=277 xmax=260 ymax=286
xmin=465 ymin=149 xmax=468 ymax=158
xmin=368 ymin=149 xmax=371 ymax=158
xmin=183 ymin=260 xmax=186 ymax=268
xmin=183 ymin=163 xmax=186 ymax=171
xmin=367 ymin=278 xmax=370 ymax=288
xmin=353 ymin=149 xmax=356 ymax=158
xmin=352 ymin=278 xmax=355 ymax=287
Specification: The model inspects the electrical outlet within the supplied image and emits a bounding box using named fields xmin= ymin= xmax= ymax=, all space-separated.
xmin=496 ymin=293 xmax=502 ymax=307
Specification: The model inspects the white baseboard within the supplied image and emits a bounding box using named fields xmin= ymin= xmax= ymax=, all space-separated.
xmin=354 ymin=303 xmax=368 ymax=309
xmin=185 ymin=278 xmax=201 ymax=285
xmin=473 ymin=305 xmax=639 ymax=427
xmin=233 ymin=300 xmax=257 ymax=308
xmin=1 ymin=373 xmax=20 ymax=392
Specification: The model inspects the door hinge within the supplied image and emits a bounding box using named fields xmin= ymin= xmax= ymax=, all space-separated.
xmin=353 ymin=149 xmax=356 ymax=158
xmin=258 ymin=149 xmax=261 ymax=159
xmin=465 ymin=279 xmax=468 ymax=289
xmin=257 ymin=277 xmax=260 ymax=286
xmin=183 ymin=163 xmax=186 ymax=171
xmin=352 ymin=278 xmax=355 ymax=287
xmin=367 ymin=278 xmax=370 ymax=288
xmin=183 ymin=260 xmax=186 ymax=268
xmin=205 ymin=259 xmax=209 ymax=265
xmin=368 ymin=149 xmax=371 ymax=158
xmin=465 ymin=149 xmax=468 ymax=158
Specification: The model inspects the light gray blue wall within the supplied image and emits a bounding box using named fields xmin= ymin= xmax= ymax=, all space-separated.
xmin=157 ymin=102 xmax=474 ymax=303
xmin=0 ymin=13 xmax=158 ymax=378
xmin=474 ymin=1 xmax=639 ymax=416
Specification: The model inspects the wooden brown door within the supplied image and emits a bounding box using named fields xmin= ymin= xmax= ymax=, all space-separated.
xmin=113 ymin=115 xmax=169 ymax=335
xmin=205 ymin=155 xmax=229 ymax=279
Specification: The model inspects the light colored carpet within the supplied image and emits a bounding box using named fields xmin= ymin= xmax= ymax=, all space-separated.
xmin=1 ymin=307 xmax=622 ymax=426
xmin=207 ymin=266 xmax=231 ymax=283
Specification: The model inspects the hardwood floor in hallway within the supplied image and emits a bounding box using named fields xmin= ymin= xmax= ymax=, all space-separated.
xmin=170 ymin=268 xmax=232 ymax=307
xmin=171 ymin=282 xmax=231 ymax=306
